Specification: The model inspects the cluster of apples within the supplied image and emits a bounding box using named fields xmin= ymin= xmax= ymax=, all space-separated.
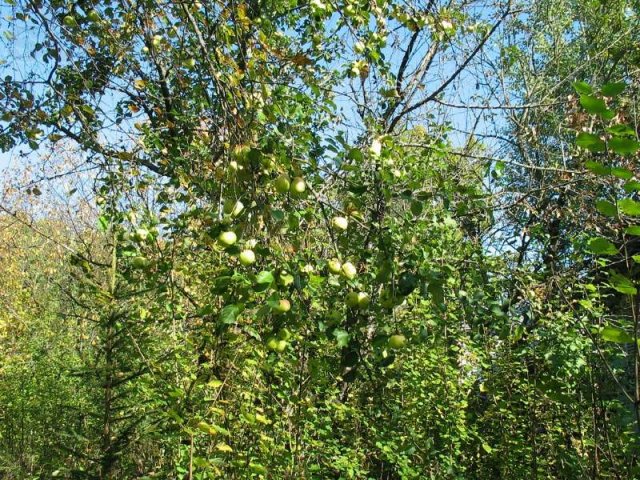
xmin=217 ymin=198 xmax=258 ymax=266
xmin=273 ymin=175 xmax=306 ymax=195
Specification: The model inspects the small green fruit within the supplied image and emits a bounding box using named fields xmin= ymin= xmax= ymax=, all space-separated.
xmin=87 ymin=9 xmax=101 ymax=22
xmin=223 ymin=199 xmax=244 ymax=217
xmin=356 ymin=292 xmax=370 ymax=308
xmin=274 ymin=175 xmax=290 ymax=194
xmin=131 ymin=256 xmax=148 ymax=269
xmin=134 ymin=228 xmax=149 ymax=242
xmin=239 ymin=249 xmax=256 ymax=266
xmin=345 ymin=292 xmax=360 ymax=308
xmin=63 ymin=15 xmax=77 ymax=27
xmin=266 ymin=336 xmax=279 ymax=351
xmin=331 ymin=216 xmax=349 ymax=231
xmin=275 ymin=340 xmax=288 ymax=352
xmin=277 ymin=328 xmax=292 ymax=341
xmin=218 ymin=231 xmax=237 ymax=246
xmin=290 ymin=177 xmax=306 ymax=194
xmin=327 ymin=259 xmax=342 ymax=275
xmin=152 ymin=34 xmax=162 ymax=47
xmin=388 ymin=334 xmax=406 ymax=349
xmin=271 ymin=299 xmax=291 ymax=314
xmin=341 ymin=261 xmax=357 ymax=280
xmin=183 ymin=58 xmax=196 ymax=69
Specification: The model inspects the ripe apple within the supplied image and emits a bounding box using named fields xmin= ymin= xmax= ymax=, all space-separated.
xmin=239 ymin=249 xmax=256 ymax=266
xmin=218 ymin=231 xmax=237 ymax=246
xmin=223 ymin=199 xmax=244 ymax=217
xmin=341 ymin=261 xmax=357 ymax=280
xmin=271 ymin=299 xmax=291 ymax=314
xmin=327 ymin=259 xmax=342 ymax=274
xmin=274 ymin=175 xmax=290 ymax=194
xmin=290 ymin=177 xmax=306 ymax=194
xmin=388 ymin=334 xmax=406 ymax=349
xmin=331 ymin=216 xmax=349 ymax=231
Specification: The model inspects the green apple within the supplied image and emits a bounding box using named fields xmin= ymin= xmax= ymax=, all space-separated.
xmin=290 ymin=177 xmax=306 ymax=194
xmin=327 ymin=259 xmax=342 ymax=275
xmin=331 ymin=216 xmax=349 ymax=231
xmin=271 ymin=299 xmax=291 ymax=314
xmin=183 ymin=58 xmax=196 ymax=69
xmin=266 ymin=336 xmax=279 ymax=351
xmin=142 ymin=46 xmax=150 ymax=54
xmin=63 ymin=15 xmax=77 ymax=27
xmin=239 ymin=249 xmax=256 ymax=266
xmin=131 ymin=256 xmax=149 ymax=269
xmin=277 ymin=328 xmax=292 ymax=341
xmin=218 ymin=231 xmax=237 ymax=246
xmin=275 ymin=340 xmax=288 ymax=352
xmin=341 ymin=261 xmax=357 ymax=280
xmin=87 ymin=9 xmax=101 ymax=22
xmin=223 ymin=199 xmax=244 ymax=217
xmin=274 ymin=175 xmax=290 ymax=194
xmin=388 ymin=334 xmax=406 ymax=349
xmin=356 ymin=292 xmax=370 ymax=308
xmin=152 ymin=34 xmax=163 ymax=47
xmin=134 ymin=228 xmax=149 ymax=242
xmin=354 ymin=41 xmax=366 ymax=53
xmin=345 ymin=292 xmax=360 ymax=308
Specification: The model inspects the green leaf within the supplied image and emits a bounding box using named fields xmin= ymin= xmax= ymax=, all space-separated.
xmin=600 ymin=325 xmax=633 ymax=343
xmin=633 ymin=255 xmax=640 ymax=264
xmin=586 ymin=237 xmax=617 ymax=255
xmin=576 ymin=132 xmax=605 ymax=152
xmin=595 ymin=200 xmax=617 ymax=217
xmin=333 ymin=329 xmax=350 ymax=347
xmin=609 ymin=273 xmax=637 ymax=295
xmin=601 ymin=82 xmax=626 ymax=97
xmin=625 ymin=226 xmax=640 ymax=236
xmin=618 ymin=198 xmax=640 ymax=216
xmin=609 ymin=137 xmax=640 ymax=155
xmin=482 ymin=443 xmax=493 ymax=454
xmin=611 ymin=167 xmax=633 ymax=180
xmin=255 ymin=271 xmax=275 ymax=284
xmin=585 ymin=161 xmax=610 ymax=175
xmin=219 ymin=304 xmax=241 ymax=324
xmin=97 ymin=215 xmax=109 ymax=232
xmin=572 ymin=81 xmax=593 ymax=95
xmin=579 ymin=94 xmax=607 ymax=114
xmin=606 ymin=124 xmax=635 ymax=137
xmin=624 ymin=181 xmax=640 ymax=193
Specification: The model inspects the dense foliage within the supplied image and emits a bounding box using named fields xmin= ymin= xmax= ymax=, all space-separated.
xmin=1 ymin=0 xmax=639 ymax=478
